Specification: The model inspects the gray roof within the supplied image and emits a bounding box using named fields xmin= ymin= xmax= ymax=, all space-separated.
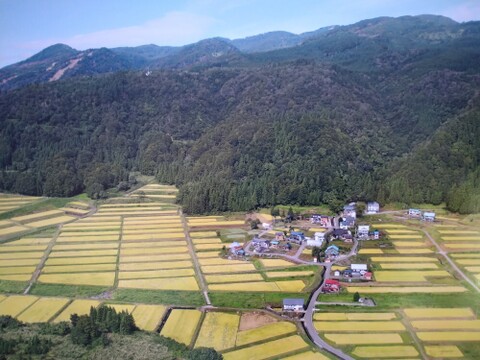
xmin=283 ymin=298 xmax=304 ymax=306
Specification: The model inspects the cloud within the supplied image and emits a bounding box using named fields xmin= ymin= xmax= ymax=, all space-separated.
xmin=442 ymin=1 xmax=480 ymax=22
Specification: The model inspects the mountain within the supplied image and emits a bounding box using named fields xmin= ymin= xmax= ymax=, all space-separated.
xmin=0 ymin=15 xmax=479 ymax=213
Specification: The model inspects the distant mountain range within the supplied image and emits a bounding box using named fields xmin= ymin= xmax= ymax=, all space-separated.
xmin=0 ymin=15 xmax=479 ymax=213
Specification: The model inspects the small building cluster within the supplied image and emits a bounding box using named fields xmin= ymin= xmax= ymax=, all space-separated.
xmin=334 ymin=263 xmax=372 ymax=281
xmin=307 ymin=231 xmax=326 ymax=247
xmin=322 ymin=279 xmax=340 ymax=293
xmin=408 ymin=209 xmax=436 ymax=222
xmin=229 ymin=242 xmax=245 ymax=256
xmin=251 ymin=237 xmax=292 ymax=254
xmin=356 ymin=224 xmax=380 ymax=240
xmin=310 ymin=214 xmax=333 ymax=227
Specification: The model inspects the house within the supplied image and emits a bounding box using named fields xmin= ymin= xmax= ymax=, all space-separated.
xmin=283 ymin=298 xmax=305 ymax=312
xmin=323 ymin=279 xmax=340 ymax=293
xmin=364 ymin=272 xmax=373 ymax=281
xmin=270 ymin=240 xmax=280 ymax=248
xmin=332 ymin=229 xmax=350 ymax=240
xmin=229 ymin=242 xmax=245 ymax=256
xmin=357 ymin=225 xmax=370 ymax=239
xmin=262 ymin=222 xmax=272 ymax=230
xmin=366 ymin=201 xmax=380 ymax=214
xmin=275 ymin=232 xmax=285 ymax=241
xmin=307 ymin=232 xmax=325 ymax=247
xmin=423 ymin=212 xmax=436 ymax=222
xmin=311 ymin=214 xmax=331 ymax=227
xmin=325 ymin=245 xmax=339 ymax=257
xmin=343 ymin=203 xmax=357 ymax=218
xmin=351 ymin=264 xmax=368 ymax=273
xmin=369 ymin=229 xmax=380 ymax=240
xmin=340 ymin=216 xmax=355 ymax=230
xmin=408 ymin=209 xmax=422 ymax=217
xmin=290 ymin=231 xmax=305 ymax=242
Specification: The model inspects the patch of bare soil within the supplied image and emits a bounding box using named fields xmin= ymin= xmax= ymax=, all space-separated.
xmin=238 ymin=311 xmax=277 ymax=331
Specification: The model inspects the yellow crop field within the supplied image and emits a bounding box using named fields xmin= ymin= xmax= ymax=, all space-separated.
xmin=195 ymin=243 xmax=225 ymax=250
xmin=0 ymin=266 xmax=36 ymax=275
xmin=0 ymin=245 xmax=47 ymax=252
xmin=205 ymin=273 xmax=264 ymax=283
xmin=392 ymin=241 xmax=426 ymax=247
xmin=199 ymin=258 xmax=249 ymax=266
xmin=17 ymin=297 xmax=70 ymax=323
xmin=314 ymin=313 xmax=397 ymax=321
xmin=118 ymin=276 xmax=199 ymax=291
xmin=119 ymin=268 xmax=195 ymax=279
xmin=446 ymin=244 xmax=480 ymax=249
xmin=132 ymin=305 xmax=167 ymax=331
xmin=189 ymin=220 xmax=244 ymax=227
xmin=196 ymin=251 xmax=219 ymax=258
xmin=223 ymin=335 xmax=308 ymax=360
xmin=160 ymin=309 xmax=202 ymax=345
xmin=49 ymin=249 xmax=118 ymax=257
xmin=124 ymin=224 xmax=182 ymax=230
xmin=190 ymin=231 xmax=218 ymax=238
xmin=411 ymin=320 xmax=480 ymax=330
xmin=192 ymin=238 xmax=222 ymax=244
xmin=0 ymin=274 xmax=31 ymax=281
xmin=201 ymin=263 xmax=257 ymax=273
xmin=352 ymin=345 xmax=418 ymax=358
xmin=386 ymin=230 xmax=419 ymax=234
xmin=120 ymin=253 xmax=191 ymax=263
xmin=122 ymin=233 xmax=184 ymax=241
xmin=0 ymin=251 xmax=44 ymax=259
xmin=0 ymin=294 xmax=6 ymax=302
xmin=236 ymin=322 xmax=296 ymax=346
xmin=61 ymin=207 xmax=90 ymax=216
xmin=120 ymin=246 xmax=188 ymax=255
xmin=442 ymin=236 xmax=480 ymax=241
xmin=27 ymin=216 xmax=77 ymax=228
xmin=53 ymin=243 xmax=118 ymax=251
xmin=46 ymin=256 xmax=117 ymax=265
xmin=451 ymin=253 xmax=480 ymax=258
xmin=38 ymin=272 xmax=115 ymax=286
xmin=457 ymin=259 xmax=480 ymax=265
xmin=195 ymin=312 xmax=240 ymax=351
xmin=0 ymin=258 xmax=40 ymax=266
xmin=314 ymin=321 xmax=405 ymax=332
xmin=103 ymin=303 xmax=136 ymax=313
xmin=6 ymin=237 xmax=50 ymax=245
xmin=260 ymin=259 xmax=295 ymax=268
xmin=0 ymin=225 xmax=31 ymax=237
xmin=347 ymin=286 xmax=467 ymax=293
xmin=266 ymin=271 xmax=314 ymax=278
xmin=119 ymin=261 xmax=192 ymax=271
xmin=57 ymin=231 xmax=119 ymax=237
xmin=324 ymin=333 xmax=403 ymax=345
xmin=98 ymin=206 xmax=165 ymax=212
xmin=358 ymin=249 xmax=383 ymax=254
xmin=372 ymin=224 xmax=406 ymax=228
xmin=282 ymin=351 xmax=330 ymax=360
xmin=120 ymin=240 xmax=185 ymax=248
xmin=53 ymin=299 xmax=101 ymax=322
xmin=439 ymin=230 xmax=479 ymax=234
xmin=379 ymin=263 xmax=438 ymax=269
xmin=375 ymin=270 xmax=451 ymax=282
xmin=123 ymin=228 xmax=183 ymax=235
xmin=57 ymin=235 xmax=119 ymax=242
xmin=417 ymin=332 xmax=480 ymax=342
xmin=12 ymin=209 xmax=64 ymax=222
xmin=396 ymin=248 xmax=434 ymax=254
xmin=465 ymin=266 xmax=480 ymax=272
xmin=404 ymin=308 xmax=474 ymax=318
xmin=68 ymin=201 xmax=90 ymax=209
xmin=276 ymin=280 xmax=305 ymax=292
xmin=43 ymin=263 xmax=117 ymax=273
xmin=425 ymin=345 xmax=463 ymax=358
xmin=370 ymin=256 xmax=437 ymax=262
xmin=0 ymin=295 xmax=38 ymax=317
xmin=62 ymin=225 xmax=120 ymax=231
xmin=389 ymin=234 xmax=423 ymax=239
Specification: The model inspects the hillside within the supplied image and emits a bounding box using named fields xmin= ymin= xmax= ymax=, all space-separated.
xmin=0 ymin=15 xmax=479 ymax=213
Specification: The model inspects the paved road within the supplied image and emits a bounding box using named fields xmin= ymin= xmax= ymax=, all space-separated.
xmin=422 ymin=229 xmax=480 ymax=293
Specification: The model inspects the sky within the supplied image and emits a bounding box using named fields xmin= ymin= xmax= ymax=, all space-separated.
xmin=1 ymin=0 xmax=479 ymax=67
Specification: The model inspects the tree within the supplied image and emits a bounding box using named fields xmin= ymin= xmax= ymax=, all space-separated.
xmin=353 ymin=292 xmax=360 ymax=302
xmin=187 ymin=347 xmax=223 ymax=360
xmin=311 ymin=246 xmax=322 ymax=260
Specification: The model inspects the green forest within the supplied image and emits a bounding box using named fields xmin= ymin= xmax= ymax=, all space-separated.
xmin=0 ymin=15 xmax=479 ymax=214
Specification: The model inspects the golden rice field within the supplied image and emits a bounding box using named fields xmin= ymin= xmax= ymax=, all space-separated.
xmin=314 ymin=321 xmax=405 ymax=332
xmin=465 ymin=266 xmax=480 ymax=272
xmin=38 ymin=272 xmax=115 ymax=286
xmin=411 ymin=320 xmax=480 ymax=330
xmin=132 ymin=304 xmax=167 ymax=331
xmin=392 ymin=241 xmax=427 ymax=247
xmin=371 ymin=224 xmax=406 ymax=228
xmin=195 ymin=243 xmax=225 ymax=250
xmin=195 ymin=312 xmax=240 ymax=351
xmin=199 ymin=258 xmax=250 ymax=266
xmin=204 ymin=273 xmax=264 ymax=283
xmin=61 ymin=207 xmax=90 ymax=216
xmin=12 ymin=209 xmax=64 ymax=222
xmin=122 ymin=233 xmax=185 ymax=241
xmin=0 ymin=251 xmax=44 ymax=259
xmin=201 ymin=263 xmax=257 ymax=274
xmin=192 ymin=238 xmax=222 ymax=244
xmin=379 ymin=263 xmax=439 ymax=269
xmin=442 ymin=236 xmax=480 ymax=241
xmin=53 ymin=299 xmax=101 ymax=322
xmin=27 ymin=215 xmax=77 ymax=228
xmin=358 ymin=249 xmax=384 ymax=254
xmin=352 ymin=345 xmax=419 ymax=358
xmin=120 ymin=246 xmax=188 ymax=256
xmin=42 ymin=263 xmax=117 ymax=273
xmin=223 ymin=335 xmax=308 ymax=360
xmin=49 ymin=250 xmax=118 ymax=257
xmin=57 ymin=235 xmax=120 ymax=242
xmin=0 ymin=225 xmax=31 ymax=237
xmin=56 ymin=231 xmax=119 ymax=237
xmin=282 ymin=351 xmax=330 ymax=360
xmin=451 ymin=253 xmax=480 ymax=258
xmin=46 ymin=256 xmax=117 ymax=265
xmin=123 ymin=228 xmax=183 ymax=235
xmin=347 ymin=286 xmax=467 ymax=293
xmin=120 ymin=253 xmax=191 ymax=263
xmin=120 ymin=240 xmax=184 ymax=248
xmin=0 ymin=295 xmax=38 ymax=317
xmin=265 ymin=271 xmax=314 ymax=278
xmin=396 ymin=248 xmax=434 ymax=254
xmin=1 ymin=258 xmax=40 ymax=266
xmin=446 ymin=244 xmax=480 ymax=249
xmin=235 ymin=322 xmax=296 ymax=346
xmin=103 ymin=303 xmax=136 ymax=313
xmin=456 ymin=259 xmax=480 ymax=265
xmin=389 ymin=234 xmax=423 ymax=239
xmin=119 ymin=268 xmax=195 ymax=279
xmin=417 ymin=332 xmax=480 ymax=342
xmin=314 ymin=312 xmax=397 ymax=321
xmin=209 ymin=280 xmax=304 ymax=292
xmin=190 ymin=231 xmax=218 ymax=238
xmin=0 ymin=274 xmax=31 ymax=281
xmin=5 ymin=237 xmax=50 ymax=245
xmin=68 ymin=201 xmax=90 ymax=209
xmin=374 ymin=270 xmax=451 ymax=282
xmin=196 ymin=251 xmax=220 ymax=258
xmin=160 ymin=309 xmax=202 ymax=345
xmin=260 ymin=259 xmax=295 ymax=268
xmin=100 ymin=210 xmax=177 ymax=216
xmin=424 ymin=345 xmax=463 ymax=358
xmin=17 ymin=297 xmax=70 ymax=323
xmin=0 ymin=244 xmax=48 ymax=252
xmin=370 ymin=256 xmax=437 ymax=262
xmin=403 ymin=308 xmax=475 ymax=319
xmin=53 ymin=243 xmax=118 ymax=250
xmin=324 ymin=333 xmax=403 ymax=345
xmin=118 ymin=276 xmax=199 ymax=291
xmin=188 ymin=220 xmax=245 ymax=226
xmin=438 ymin=230 xmax=480 ymax=234
xmin=119 ymin=261 xmax=193 ymax=271
xmin=276 ymin=280 xmax=306 ymax=292
xmin=0 ymin=266 xmax=36 ymax=275
xmin=61 ymin=225 xmax=120 ymax=231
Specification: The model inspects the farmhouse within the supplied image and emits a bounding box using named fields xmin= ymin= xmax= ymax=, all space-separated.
xmin=340 ymin=216 xmax=355 ymax=229
xmin=366 ymin=201 xmax=380 ymax=214
xmin=275 ymin=232 xmax=285 ymax=241
xmin=323 ymin=279 xmax=340 ymax=293
xmin=332 ymin=229 xmax=352 ymax=241
xmin=357 ymin=225 xmax=370 ymax=239
xmin=408 ymin=208 xmax=422 ymax=217
xmin=351 ymin=264 xmax=368 ymax=273
xmin=343 ymin=203 xmax=357 ymax=218
xmin=370 ymin=229 xmax=380 ymax=240
xmin=290 ymin=231 xmax=305 ymax=242
xmin=307 ymin=232 xmax=325 ymax=247
xmin=229 ymin=242 xmax=245 ymax=256
xmin=325 ymin=245 xmax=339 ymax=257
xmin=423 ymin=212 xmax=436 ymax=222
xmin=310 ymin=214 xmax=332 ymax=227
xmin=283 ymin=298 xmax=305 ymax=312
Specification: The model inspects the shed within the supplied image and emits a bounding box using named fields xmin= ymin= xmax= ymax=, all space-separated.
xmin=283 ymin=298 xmax=305 ymax=312
xmin=423 ymin=212 xmax=436 ymax=222
xmin=357 ymin=225 xmax=370 ymax=238
xmin=351 ymin=264 xmax=368 ymax=272
xmin=366 ymin=201 xmax=380 ymax=214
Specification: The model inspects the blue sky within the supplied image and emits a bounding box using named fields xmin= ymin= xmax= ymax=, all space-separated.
xmin=1 ymin=0 xmax=479 ymax=67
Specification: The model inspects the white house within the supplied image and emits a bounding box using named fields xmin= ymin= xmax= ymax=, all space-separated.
xmin=366 ymin=201 xmax=380 ymax=214
xmin=357 ymin=225 xmax=370 ymax=239
xmin=408 ymin=208 xmax=422 ymax=217
xmin=343 ymin=203 xmax=357 ymax=218
xmin=283 ymin=298 xmax=305 ymax=312
xmin=423 ymin=212 xmax=436 ymax=222
xmin=307 ymin=232 xmax=325 ymax=247
xmin=351 ymin=264 xmax=368 ymax=273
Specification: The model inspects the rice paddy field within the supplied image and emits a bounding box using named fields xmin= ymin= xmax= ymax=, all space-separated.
xmin=0 ymin=193 xmax=43 ymax=214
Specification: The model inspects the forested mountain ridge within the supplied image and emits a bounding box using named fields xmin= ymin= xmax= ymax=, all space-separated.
xmin=0 ymin=15 xmax=479 ymax=213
